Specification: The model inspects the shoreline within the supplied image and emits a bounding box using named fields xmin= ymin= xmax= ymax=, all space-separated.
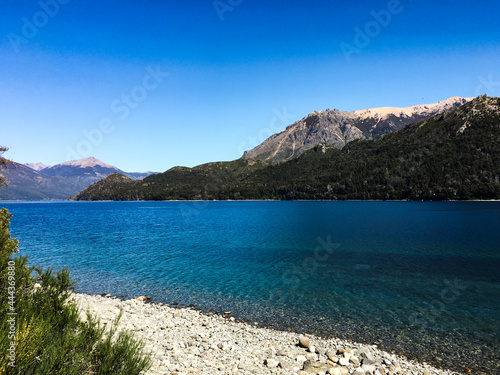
xmin=71 ymin=292 xmax=468 ymax=375
xmin=3 ymin=199 xmax=500 ymax=202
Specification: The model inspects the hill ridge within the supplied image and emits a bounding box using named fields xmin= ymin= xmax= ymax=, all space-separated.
xmin=72 ymin=95 xmax=500 ymax=201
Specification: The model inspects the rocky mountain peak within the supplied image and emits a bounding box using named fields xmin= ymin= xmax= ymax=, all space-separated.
xmin=243 ymin=96 xmax=474 ymax=163
xmin=25 ymin=162 xmax=49 ymax=171
xmin=58 ymin=157 xmax=117 ymax=169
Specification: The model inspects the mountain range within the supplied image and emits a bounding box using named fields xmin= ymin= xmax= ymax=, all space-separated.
xmin=243 ymin=96 xmax=472 ymax=162
xmin=0 ymin=157 xmax=156 ymax=200
xmin=72 ymin=95 xmax=500 ymax=201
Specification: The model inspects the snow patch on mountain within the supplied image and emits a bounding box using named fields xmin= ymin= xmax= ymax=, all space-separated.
xmin=58 ymin=157 xmax=117 ymax=170
xmin=351 ymin=96 xmax=473 ymax=120
xmin=25 ymin=162 xmax=49 ymax=171
xmin=243 ymin=96 xmax=475 ymax=163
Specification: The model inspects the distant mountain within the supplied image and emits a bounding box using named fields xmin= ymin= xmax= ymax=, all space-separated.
xmin=0 ymin=164 xmax=75 ymax=201
xmin=25 ymin=162 xmax=48 ymax=171
xmin=243 ymin=96 xmax=473 ymax=162
xmin=0 ymin=157 xmax=157 ymax=201
xmin=39 ymin=157 xmax=123 ymax=183
xmin=38 ymin=157 xmax=156 ymax=182
xmin=72 ymin=95 xmax=500 ymax=201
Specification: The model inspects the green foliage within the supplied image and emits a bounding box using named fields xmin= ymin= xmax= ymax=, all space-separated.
xmin=0 ymin=146 xmax=15 ymax=188
xmin=0 ymin=208 xmax=152 ymax=374
xmin=73 ymin=159 xmax=270 ymax=201
xmin=0 ymin=209 xmax=19 ymax=260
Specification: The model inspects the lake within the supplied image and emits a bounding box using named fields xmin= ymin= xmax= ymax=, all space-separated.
xmin=2 ymin=201 xmax=499 ymax=373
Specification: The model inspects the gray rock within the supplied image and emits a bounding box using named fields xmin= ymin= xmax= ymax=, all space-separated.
xmin=296 ymin=355 xmax=307 ymax=362
xmin=328 ymin=368 xmax=341 ymax=375
xmin=327 ymin=351 xmax=339 ymax=363
xmin=264 ymin=358 xmax=279 ymax=368
xmin=302 ymin=359 xmax=330 ymax=373
xmin=362 ymin=364 xmax=377 ymax=374
xmin=306 ymin=352 xmax=317 ymax=360
xmin=357 ymin=348 xmax=375 ymax=362
xmin=278 ymin=358 xmax=295 ymax=370
xmin=318 ymin=354 xmax=328 ymax=364
xmin=338 ymin=357 xmax=349 ymax=366
xmin=350 ymin=356 xmax=360 ymax=367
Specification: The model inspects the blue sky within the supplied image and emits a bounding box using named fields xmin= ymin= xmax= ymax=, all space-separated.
xmin=1 ymin=0 xmax=499 ymax=172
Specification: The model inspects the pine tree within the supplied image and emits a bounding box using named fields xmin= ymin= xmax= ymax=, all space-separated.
xmin=0 ymin=146 xmax=15 ymax=187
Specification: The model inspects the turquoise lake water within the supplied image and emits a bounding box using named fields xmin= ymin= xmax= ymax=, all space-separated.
xmin=2 ymin=201 xmax=499 ymax=373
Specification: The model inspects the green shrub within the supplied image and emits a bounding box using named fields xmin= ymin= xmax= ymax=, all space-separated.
xmin=0 ymin=208 xmax=152 ymax=374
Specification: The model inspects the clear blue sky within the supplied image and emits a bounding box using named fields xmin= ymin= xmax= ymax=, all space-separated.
xmin=1 ymin=0 xmax=499 ymax=172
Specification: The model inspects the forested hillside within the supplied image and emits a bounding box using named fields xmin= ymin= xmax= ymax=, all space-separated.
xmin=72 ymin=96 xmax=500 ymax=201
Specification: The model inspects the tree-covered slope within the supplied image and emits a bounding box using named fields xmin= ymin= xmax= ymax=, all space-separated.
xmin=73 ymin=95 xmax=500 ymax=201
xmin=71 ymin=159 xmax=268 ymax=201
xmin=227 ymin=95 xmax=500 ymax=200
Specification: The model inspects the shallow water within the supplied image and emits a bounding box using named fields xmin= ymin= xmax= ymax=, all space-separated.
xmin=3 ymin=201 xmax=500 ymax=373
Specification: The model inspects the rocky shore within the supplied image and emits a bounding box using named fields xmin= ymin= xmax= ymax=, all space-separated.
xmin=71 ymin=293 xmax=461 ymax=375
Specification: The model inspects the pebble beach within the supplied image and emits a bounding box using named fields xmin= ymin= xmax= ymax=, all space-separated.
xmin=71 ymin=293 xmax=463 ymax=375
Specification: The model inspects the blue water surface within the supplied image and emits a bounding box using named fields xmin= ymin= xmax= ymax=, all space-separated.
xmin=2 ymin=201 xmax=499 ymax=372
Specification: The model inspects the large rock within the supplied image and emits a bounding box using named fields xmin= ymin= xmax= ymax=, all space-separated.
xmin=299 ymin=336 xmax=310 ymax=348
xmin=296 ymin=355 xmax=307 ymax=362
xmin=302 ymin=360 xmax=330 ymax=373
xmin=278 ymin=358 xmax=296 ymax=371
xmin=264 ymin=358 xmax=279 ymax=368
xmin=339 ymin=357 xmax=350 ymax=366
xmin=362 ymin=364 xmax=377 ymax=374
